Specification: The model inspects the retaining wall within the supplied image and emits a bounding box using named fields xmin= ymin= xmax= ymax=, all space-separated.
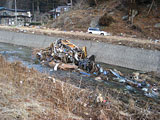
xmin=0 ymin=30 xmax=160 ymax=72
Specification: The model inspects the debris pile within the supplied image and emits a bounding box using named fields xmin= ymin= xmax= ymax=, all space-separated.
xmin=110 ymin=69 xmax=160 ymax=98
xmin=36 ymin=39 xmax=107 ymax=76
xmin=35 ymin=39 xmax=160 ymax=99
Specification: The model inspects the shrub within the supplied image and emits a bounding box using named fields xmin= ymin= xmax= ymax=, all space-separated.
xmin=98 ymin=13 xmax=115 ymax=26
xmin=88 ymin=0 xmax=96 ymax=6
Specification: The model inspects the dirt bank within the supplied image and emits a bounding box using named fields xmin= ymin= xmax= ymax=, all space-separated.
xmin=0 ymin=25 xmax=160 ymax=51
xmin=0 ymin=55 xmax=160 ymax=119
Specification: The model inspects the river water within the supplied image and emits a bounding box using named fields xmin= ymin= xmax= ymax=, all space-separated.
xmin=0 ymin=42 xmax=159 ymax=110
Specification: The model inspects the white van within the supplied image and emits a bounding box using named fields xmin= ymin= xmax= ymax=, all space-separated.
xmin=87 ymin=27 xmax=110 ymax=36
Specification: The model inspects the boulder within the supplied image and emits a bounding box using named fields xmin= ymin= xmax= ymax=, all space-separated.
xmin=122 ymin=15 xmax=128 ymax=21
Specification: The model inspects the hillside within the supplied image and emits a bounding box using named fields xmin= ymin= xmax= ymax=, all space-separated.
xmin=0 ymin=0 xmax=159 ymax=40
xmin=47 ymin=0 xmax=160 ymax=40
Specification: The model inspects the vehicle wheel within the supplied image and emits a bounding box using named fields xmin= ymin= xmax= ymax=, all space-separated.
xmin=89 ymin=32 xmax=92 ymax=34
xmin=100 ymin=33 xmax=104 ymax=35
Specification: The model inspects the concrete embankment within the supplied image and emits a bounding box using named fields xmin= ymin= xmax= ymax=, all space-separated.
xmin=0 ymin=30 xmax=160 ymax=72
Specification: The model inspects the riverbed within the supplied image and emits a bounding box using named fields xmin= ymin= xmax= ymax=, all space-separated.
xmin=0 ymin=42 xmax=159 ymax=112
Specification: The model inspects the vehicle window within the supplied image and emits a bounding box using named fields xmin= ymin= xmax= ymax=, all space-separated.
xmin=95 ymin=28 xmax=100 ymax=31
xmin=89 ymin=28 xmax=99 ymax=31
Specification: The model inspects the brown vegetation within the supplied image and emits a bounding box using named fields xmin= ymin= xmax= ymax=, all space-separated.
xmin=47 ymin=0 xmax=160 ymax=40
xmin=0 ymin=55 xmax=160 ymax=119
xmin=98 ymin=13 xmax=115 ymax=26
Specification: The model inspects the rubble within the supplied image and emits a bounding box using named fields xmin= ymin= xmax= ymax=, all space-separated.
xmin=96 ymin=94 xmax=104 ymax=103
xmin=36 ymin=39 xmax=107 ymax=76
xmin=95 ymin=77 xmax=103 ymax=82
xmin=35 ymin=39 xmax=160 ymax=99
xmin=80 ymin=72 xmax=91 ymax=76
xmin=110 ymin=69 xmax=160 ymax=98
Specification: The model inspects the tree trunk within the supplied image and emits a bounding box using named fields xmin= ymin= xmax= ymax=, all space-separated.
xmin=129 ymin=0 xmax=137 ymax=24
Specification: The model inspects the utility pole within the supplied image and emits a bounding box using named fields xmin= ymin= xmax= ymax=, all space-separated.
xmin=15 ymin=0 xmax=17 ymax=26
xmin=53 ymin=2 xmax=55 ymax=19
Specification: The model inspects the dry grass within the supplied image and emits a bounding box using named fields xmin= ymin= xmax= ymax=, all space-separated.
xmin=0 ymin=55 xmax=159 ymax=120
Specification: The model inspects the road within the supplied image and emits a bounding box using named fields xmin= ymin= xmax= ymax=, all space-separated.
xmin=0 ymin=25 xmax=160 ymax=51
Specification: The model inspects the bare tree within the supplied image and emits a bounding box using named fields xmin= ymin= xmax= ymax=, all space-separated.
xmin=128 ymin=0 xmax=138 ymax=24
xmin=147 ymin=0 xmax=157 ymax=16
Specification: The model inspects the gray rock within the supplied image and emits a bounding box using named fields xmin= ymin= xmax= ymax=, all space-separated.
xmin=154 ymin=23 xmax=160 ymax=28
xmin=108 ymin=12 xmax=115 ymax=15
xmin=122 ymin=15 xmax=128 ymax=21
xmin=90 ymin=16 xmax=100 ymax=28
